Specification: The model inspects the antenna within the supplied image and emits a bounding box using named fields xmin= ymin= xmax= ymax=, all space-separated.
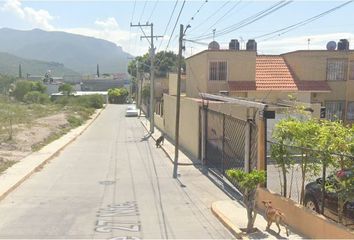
xmin=212 ymin=29 xmax=216 ymax=41
xmin=307 ymin=38 xmax=310 ymax=50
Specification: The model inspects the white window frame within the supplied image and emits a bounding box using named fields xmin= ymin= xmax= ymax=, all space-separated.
xmin=326 ymin=58 xmax=348 ymax=81
xmin=325 ymin=101 xmax=345 ymax=121
xmin=208 ymin=60 xmax=228 ymax=81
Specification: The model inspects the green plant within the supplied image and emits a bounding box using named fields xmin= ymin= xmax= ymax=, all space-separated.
xmin=58 ymin=83 xmax=74 ymax=96
xmin=108 ymin=88 xmax=129 ymax=104
xmin=67 ymin=115 xmax=83 ymax=127
xmin=24 ymin=91 xmax=50 ymax=104
xmin=226 ymin=169 xmax=266 ymax=233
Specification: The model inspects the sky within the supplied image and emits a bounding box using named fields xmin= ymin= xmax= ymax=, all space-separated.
xmin=0 ymin=0 xmax=353 ymax=57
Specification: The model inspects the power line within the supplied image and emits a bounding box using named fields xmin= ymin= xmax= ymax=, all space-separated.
xmin=165 ymin=0 xmax=186 ymax=51
xmin=138 ymin=1 xmax=148 ymax=23
xmin=190 ymin=0 xmax=231 ymax=32
xmin=193 ymin=0 xmax=293 ymax=41
xmin=186 ymin=0 xmax=209 ymax=27
xmin=147 ymin=0 xmax=159 ymax=22
xmin=130 ymin=0 xmax=137 ymax=23
xmin=157 ymin=0 xmax=179 ymax=52
xmin=255 ymin=0 xmax=354 ymax=41
xmin=191 ymin=0 xmax=243 ymax=38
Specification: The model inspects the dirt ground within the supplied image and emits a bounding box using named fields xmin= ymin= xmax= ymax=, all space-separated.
xmin=0 ymin=113 xmax=69 ymax=163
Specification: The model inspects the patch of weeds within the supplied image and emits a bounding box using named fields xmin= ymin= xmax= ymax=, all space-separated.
xmin=67 ymin=115 xmax=83 ymax=128
xmin=0 ymin=160 xmax=17 ymax=175
xmin=31 ymin=129 xmax=69 ymax=152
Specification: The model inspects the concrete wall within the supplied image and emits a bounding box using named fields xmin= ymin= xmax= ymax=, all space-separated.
xmin=154 ymin=114 xmax=164 ymax=132
xmin=247 ymin=91 xmax=311 ymax=103
xmin=256 ymin=188 xmax=354 ymax=239
xmin=282 ymin=50 xmax=353 ymax=81
xmin=163 ymin=94 xmax=200 ymax=159
xmin=168 ymin=73 xmax=186 ymax=96
xmin=186 ymin=50 xmax=256 ymax=98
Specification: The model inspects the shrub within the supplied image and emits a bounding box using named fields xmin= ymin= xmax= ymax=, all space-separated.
xmin=58 ymin=83 xmax=74 ymax=96
xmin=108 ymin=88 xmax=129 ymax=104
xmin=67 ymin=115 xmax=83 ymax=127
xmin=73 ymin=95 xmax=104 ymax=109
xmin=12 ymin=80 xmax=32 ymax=101
xmin=24 ymin=91 xmax=50 ymax=104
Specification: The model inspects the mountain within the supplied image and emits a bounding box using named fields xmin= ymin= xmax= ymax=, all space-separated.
xmin=0 ymin=52 xmax=78 ymax=77
xmin=0 ymin=28 xmax=132 ymax=74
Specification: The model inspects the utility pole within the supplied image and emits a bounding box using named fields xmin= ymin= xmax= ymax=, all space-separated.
xmin=173 ymin=24 xmax=188 ymax=178
xmin=136 ymin=61 xmax=140 ymax=110
xmin=131 ymin=22 xmax=163 ymax=133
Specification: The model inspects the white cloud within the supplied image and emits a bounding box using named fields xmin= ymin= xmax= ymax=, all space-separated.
xmin=2 ymin=0 xmax=54 ymax=30
xmin=95 ymin=17 xmax=119 ymax=30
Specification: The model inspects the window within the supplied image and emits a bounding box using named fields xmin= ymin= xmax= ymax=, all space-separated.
xmin=325 ymin=101 xmax=345 ymax=121
xmin=350 ymin=61 xmax=354 ymax=80
xmin=326 ymin=59 xmax=348 ymax=81
xmin=209 ymin=61 xmax=227 ymax=81
xmin=347 ymin=102 xmax=354 ymax=120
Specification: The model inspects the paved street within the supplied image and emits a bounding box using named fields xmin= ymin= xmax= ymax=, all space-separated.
xmin=0 ymin=105 xmax=233 ymax=239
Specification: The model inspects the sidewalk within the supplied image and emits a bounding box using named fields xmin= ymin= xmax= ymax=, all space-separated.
xmin=140 ymin=116 xmax=200 ymax=166
xmin=140 ymin=116 xmax=305 ymax=239
xmin=0 ymin=107 xmax=104 ymax=202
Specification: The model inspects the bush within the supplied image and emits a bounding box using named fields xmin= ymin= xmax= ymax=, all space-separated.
xmin=67 ymin=115 xmax=83 ymax=127
xmin=12 ymin=80 xmax=32 ymax=101
xmin=24 ymin=91 xmax=50 ymax=104
xmin=58 ymin=83 xmax=74 ymax=96
xmin=53 ymin=95 xmax=104 ymax=109
xmin=108 ymin=88 xmax=129 ymax=104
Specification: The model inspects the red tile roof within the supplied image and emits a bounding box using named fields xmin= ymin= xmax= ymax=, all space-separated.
xmin=228 ymin=55 xmax=331 ymax=92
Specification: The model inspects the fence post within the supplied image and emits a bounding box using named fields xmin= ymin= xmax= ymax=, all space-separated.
xmin=245 ymin=120 xmax=251 ymax=173
xmin=201 ymin=106 xmax=208 ymax=166
xmin=222 ymin=114 xmax=225 ymax=175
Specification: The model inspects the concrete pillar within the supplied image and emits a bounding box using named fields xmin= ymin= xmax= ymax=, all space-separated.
xmin=257 ymin=115 xmax=266 ymax=172
xmin=244 ymin=120 xmax=251 ymax=173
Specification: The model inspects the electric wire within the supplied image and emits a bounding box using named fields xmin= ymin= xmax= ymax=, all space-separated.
xmin=192 ymin=0 xmax=242 ymax=38
xmin=139 ymin=1 xmax=148 ymax=23
xmin=165 ymin=0 xmax=187 ymax=51
xmin=157 ymin=0 xmax=179 ymax=52
xmin=255 ymin=0 xmax=354 ymax=41
xmin=147 ymin=0 xmax=159 ymax=23
xmin=190 ymin=1 xmax=231 ymax=32
xmin=186 ymin=0 xmax=209 ymax=27
xmin=192 ymin=0 xmax=293 ymax=41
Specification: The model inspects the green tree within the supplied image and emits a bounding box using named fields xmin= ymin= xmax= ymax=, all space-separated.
xmin=59 ymin=83 xmax=74 ymax=96
xmin=108 ymin=88 xmax=129 ymax=104
xmin=0 ymin=74 xmax=16 ymax=95
xmin=12 ymin=80 xmax=33 ymax=101
xmin=128 ymin=51 xmax=185 ymax=78
xmin=0 ymin=104 xmax=26 ymax=140
xmin=226 ymin=169 xmax=266 ymax=233
xmin=141 ymin=85 xmax=150 ymax=104
xmin=24 ymin=91 xmax=50 ymax=104
xmin=31 ymin=81 xmax=46 ymax=93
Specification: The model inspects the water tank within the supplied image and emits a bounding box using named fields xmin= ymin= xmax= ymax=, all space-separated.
xmin=208 ymin=41 xmax=220 ymax=50
xmin=246 ymin=39 xmax=257 ymax=51
xmin=326 ymin=41 xmax=337 ymax=50
xmin=229 ymin=39 xmax=240 ymax=50
xmin=338 ymin=39 xmax=349 ymax=51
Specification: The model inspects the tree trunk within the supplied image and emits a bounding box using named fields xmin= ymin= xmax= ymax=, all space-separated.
xmin=281 ymin=162 xmax=287 ymax=197
xmin=245 ymin=189 xmax=257 ymax=232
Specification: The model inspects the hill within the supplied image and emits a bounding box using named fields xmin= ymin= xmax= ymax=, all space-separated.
xmin=0 ymin=52 xmax=78 ymax=77
xmin=0 ymin=28 xmax=132 ymax=74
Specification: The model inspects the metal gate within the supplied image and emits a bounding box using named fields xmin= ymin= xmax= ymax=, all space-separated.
xmin=205 ymin=109 xmax=258 ymax=177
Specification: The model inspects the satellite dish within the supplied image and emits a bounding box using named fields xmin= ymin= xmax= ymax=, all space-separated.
xmin=208 ymin=41 xmax=220 ymax=50
xmin=326 ymin=41 xmax=337 ymax=50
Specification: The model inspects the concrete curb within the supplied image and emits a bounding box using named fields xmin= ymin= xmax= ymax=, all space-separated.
xmin=211 ymin=201 xmax=247 ymax=240
xmin=139 ymin=119 xmax=195 ymax=166
xmin=0 ymin=107 xmax=105 ymax=202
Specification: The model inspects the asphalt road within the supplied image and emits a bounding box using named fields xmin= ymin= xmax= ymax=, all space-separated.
xmin=0 ymin=104 xmax=233 ymax=239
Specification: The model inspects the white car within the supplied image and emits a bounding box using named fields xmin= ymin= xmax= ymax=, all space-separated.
xmin=125 ymin=105 xmax=138 ymax=117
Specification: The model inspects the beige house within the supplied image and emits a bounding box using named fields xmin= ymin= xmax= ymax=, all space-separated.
xmin=186 ymin=48 xmax=354 ymax=122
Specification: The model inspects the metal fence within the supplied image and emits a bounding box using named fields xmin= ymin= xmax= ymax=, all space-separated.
xmin=205 ymin=109 xmax=258 ymax=179
xmin=266 ymin=140 xmax=354 ymax=207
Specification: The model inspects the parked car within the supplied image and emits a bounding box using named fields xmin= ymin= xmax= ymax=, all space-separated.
xmin=304 ymin=173 xmax=354 ymax=228
xmin=125 ymin=105 xmax=138 ymax=117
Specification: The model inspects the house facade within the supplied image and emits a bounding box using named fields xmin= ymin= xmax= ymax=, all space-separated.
xmin=186 ymin=47 xmax=354 ymax=122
